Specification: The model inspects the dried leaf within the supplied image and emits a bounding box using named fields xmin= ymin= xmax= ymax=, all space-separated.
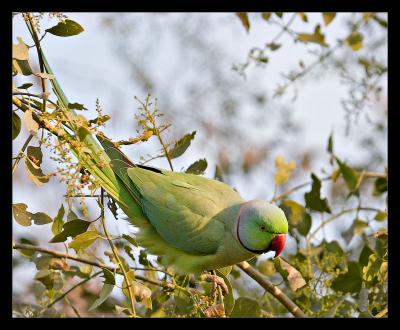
xmin=236 ymin=13 xmax=250 ymax=32
xmin=23 ymin=109 xmax=39 ymax=135
xmin=204 ymin=304 xmax=225 ymax=318
xmin=275 ymin=257 xmax=306 ymax=292
xmin=12 ymin=203 xmax=33 ymax=226
xmin=322 ymin=12 xmax=336 ymax=26
xmin=13 ymin=37 xmax=29 ymax=60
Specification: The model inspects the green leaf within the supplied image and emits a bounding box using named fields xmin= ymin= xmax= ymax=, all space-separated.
xmin=12 ymin=203 xmax=33 ymax=226
xmin=17 ymin=237 xmax=37 ymax=257
xmin=304 ymin=173 xmax=331 ymax=213
xmin=31 ymin=212 xmax=53 ymax=225
xmin=235 ymin=13 xmax=250 ymax=33
xmin=322 ymin=12 xmax=336 ymax=26
xmin=297 ymin=24 xmax=328 ymax=47
xmin=372 ymin=15 xmax=388 ymax=28
xmin=139 ymin=249 xmax=151 ymax=267
xmin=17 ymin=83 xmax=33 ymax=90
xmin=107 ymin=197 xmax=118 ymax=220
xmin=88 ymin=284 xmax=114 ymax=311
xmin=122 ymin=234 xmax=138 ymax=247
xmin=359 ymin=243 xmax=374 ymax=267
xmin=13 ymin=59 xmax=33 ymax=76
xmin=68 ymin=102 xmax=88 ymax=111
xmin=12 ymin=37 xmax=29 ymax=60
xmin=186 ymin=158 xmax=208 ymax=174
xmin=215 ymin=270 xmax=235 ymax=316
xmin=49 ymin=219 xmax=90 ymax=243
xmin=46 ymin=19 xmax=84 ymax=37
xmin=101 ymin=268 xmax=116 ymax=285
xmin=174 ymin=288 xmax=193 ymax=313
xmin=23 ymin=109 xmax=39 ymax=135
xmin=346 ymin=31 xmax=364 ymax=51
xmin=69 ymin=230 xmax=101 ymax=252
xmin=373 ymin=177 xmax=387 ymax=195
xmin=374 ymin=211 xmax=387 ymax=222
xmin=12 ymin=112 xmax=22 ymax=140
xmin=34 ymin=269 xmax=63 ymax=290
xmin=327 ymin=132 xmax=334 ymax=154
xmin=258 ymin=260 xmax=276 ymax=276
xmin=168 ymin=131 xmax=196 ymax=159
xmin=375 ymin=235 xmax=387 ymax=259
xmin=52 ymin=204 xmax=65 ymax=235
xmin=266 ymin=42 xmax=281 ymax=51
xmin=230 ymin=297 xmax=261 ymax=317
xmin=281 ymin=200 xmax=312 ymax=236
xmin=335 ymin=157 xmax=358 ymax=192
xmin=331 ymin=262 xmax=362 ymax=294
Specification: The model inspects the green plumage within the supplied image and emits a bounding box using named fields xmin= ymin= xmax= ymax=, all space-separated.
xmin=38 ymin=43 xmax=288 ymax=275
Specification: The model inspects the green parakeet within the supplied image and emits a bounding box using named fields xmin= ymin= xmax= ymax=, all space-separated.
xmin=36 ymin=40 xmax=289 ymax=276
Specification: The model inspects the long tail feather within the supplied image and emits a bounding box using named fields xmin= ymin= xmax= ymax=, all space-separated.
xmin=34 ymin=37 xmax=147 ymax=225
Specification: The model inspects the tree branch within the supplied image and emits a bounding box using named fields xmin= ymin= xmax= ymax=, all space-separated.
xmin=12 ymin=243 xmax=175 ymax=290
xmin=236 ymin=261 xmax=307 ymax=318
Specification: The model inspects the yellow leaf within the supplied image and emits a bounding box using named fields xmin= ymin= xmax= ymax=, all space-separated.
xmin=322 ymin=12 xmax=336 ymax=26
xmin=274 ymin=155 xmax=296 ymax=185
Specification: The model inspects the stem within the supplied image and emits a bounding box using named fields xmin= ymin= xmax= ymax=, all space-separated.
xmin=13 ymin=91 xmax=60 ymax=109
xmin=307 ymin=207 xmax=381 ymax=243
xmin=99 ymin=189 xmax=137 ymax=317
xmin=12 ymin=134 xmax=33 ymax=174
xmin=271 ymin=171 xmax=386 ymax=203
xmin=136 ymin=95 xmax=174 ymax=171
xmin=24 ymin=13 xmax=47 ymax=113
xmin=236 ymin=261 xmax=307 ymax=318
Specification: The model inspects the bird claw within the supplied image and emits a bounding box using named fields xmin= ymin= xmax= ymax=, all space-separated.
xmin=200 ymin=273 xmax=229 ymax=296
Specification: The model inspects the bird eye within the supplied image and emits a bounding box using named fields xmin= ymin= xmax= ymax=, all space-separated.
xmin=259 ymin=224 xmax=265 ymax=232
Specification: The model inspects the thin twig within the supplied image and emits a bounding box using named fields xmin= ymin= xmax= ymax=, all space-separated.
xmin=99 ymin=189 xmax=137 ymax=317
xmin=12 ymin=243 xmax=175 ymax=290
xmin=271 ymin=171 xmax=386 ymax=203
xmin=307 ymin=206 xmax=382 ymax=243
xmin=236 ymin=261 xmax=307 ymax=318
xmin=12 ymin=134 xmax=34 ymax=174
xmin=43 ymin=271 xmax=102 ymax=311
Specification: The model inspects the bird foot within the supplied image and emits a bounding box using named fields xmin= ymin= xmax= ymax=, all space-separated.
xmin=200 ymin=273 xmax=229 ymax=296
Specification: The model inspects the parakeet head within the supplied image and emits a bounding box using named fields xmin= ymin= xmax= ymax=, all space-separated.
xmin=235 ymin=200 xmax=288 ymax=257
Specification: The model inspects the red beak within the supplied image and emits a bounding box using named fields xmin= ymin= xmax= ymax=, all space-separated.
xmin=270 ymin=234 xmax=286 ymax=257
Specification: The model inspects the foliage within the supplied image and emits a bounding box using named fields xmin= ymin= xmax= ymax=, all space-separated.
xmin=12 ymin=12 xmax=387 ymax=318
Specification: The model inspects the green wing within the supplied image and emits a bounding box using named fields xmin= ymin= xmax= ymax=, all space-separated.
xmin=127 ymin=167 xmax=244 ymax=255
